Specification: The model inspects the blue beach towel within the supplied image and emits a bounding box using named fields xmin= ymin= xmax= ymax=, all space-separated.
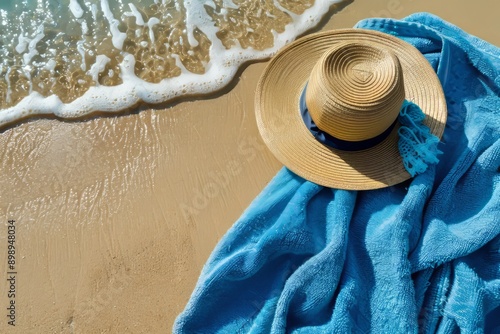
xmin=174 ymin=13 xmax=500 ymax=333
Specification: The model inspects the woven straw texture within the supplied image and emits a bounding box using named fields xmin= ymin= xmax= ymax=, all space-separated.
xmin=255 ymin=29 xmax=447 ymax=190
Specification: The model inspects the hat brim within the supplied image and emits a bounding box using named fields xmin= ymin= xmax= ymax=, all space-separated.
xmin=255 ymin=28 xmax=447 ymax=190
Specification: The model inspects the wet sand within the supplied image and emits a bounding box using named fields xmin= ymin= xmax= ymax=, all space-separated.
xmin=1 ymin=0 xmax=499 ymax=333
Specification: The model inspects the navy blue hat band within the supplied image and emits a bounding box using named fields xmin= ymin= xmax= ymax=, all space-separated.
xmin=299 ymin=84 xmax=398 ymax=151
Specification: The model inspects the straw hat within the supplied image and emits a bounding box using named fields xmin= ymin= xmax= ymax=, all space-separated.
xmin=255 ymin=28 xmax=447 ymax=190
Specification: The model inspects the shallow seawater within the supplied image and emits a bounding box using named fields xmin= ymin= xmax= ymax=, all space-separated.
xmin=0 ymin=0 xmax=338 ymax=126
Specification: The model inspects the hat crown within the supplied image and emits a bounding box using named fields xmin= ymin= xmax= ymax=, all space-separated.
xmin=305 ymin=42 xmax=405 ymax=142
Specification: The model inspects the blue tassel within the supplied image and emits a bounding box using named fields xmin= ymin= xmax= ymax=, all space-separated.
xmin=397 ymin=101 xmax=442 ymax=177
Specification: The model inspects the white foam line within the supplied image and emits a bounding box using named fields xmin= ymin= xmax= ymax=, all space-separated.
xmin=0 ymin=0 xmax=341 ymax=127
xmin=101 ymin=0 xmax=127 ymax=50
xmin=81 ymin=20 xmax=89 ymax=35
xmin=87 ymin=54 xmax=111 ymax=84
xmin=44 ymin=59 xmax=56 ymax=72
xmin=91 ymin=3 xmax=98 ymax=21
xmin=15 ymin=35 xmax=30 ymax=54
xmin=222 ymin=0 xmax=239 ymax=10
xmin=182 ymin=0 xmax=200 ymax=47
xmin=26 ymin=69 xmax=33 ymax=94
xmin=69 ymin=0 xmax=84 ymax=19
xmin=24 ymin=25 xmax=45 ymax=64
xmin=171 ymin=53 xmax=190 ymax=74
xmin=4 ymin=67 xmax=11 ymax=104
xmin=147 ymin=17 xmax=160 ymax=44
xmin=77 ymin=41 xmax=86 ymax=71
xmin=272 ymin=0 xmax=301 ymax=24
xmin=126 ymin=3 xmax=145 ymax=26
xmin=76 ymin=3 xmax=89 ymax=71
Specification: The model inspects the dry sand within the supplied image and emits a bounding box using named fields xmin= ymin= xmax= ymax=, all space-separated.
xmin=0 ymin=0 xmax=498 ymax=333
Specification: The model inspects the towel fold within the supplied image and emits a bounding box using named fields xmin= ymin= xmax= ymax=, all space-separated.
xmin=174 ymin=13 xmax=500 ymax=333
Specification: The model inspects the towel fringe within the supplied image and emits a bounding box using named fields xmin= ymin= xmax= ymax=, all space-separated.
xmin=397 ymin=101 xmax=442 ymax=176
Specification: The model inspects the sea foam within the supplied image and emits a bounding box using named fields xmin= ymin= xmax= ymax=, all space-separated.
xmin=0 ymin=0 xmax=341 ymax=127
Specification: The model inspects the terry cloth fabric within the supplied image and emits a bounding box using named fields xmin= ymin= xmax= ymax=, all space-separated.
xmin=174 ymin=13 xmax=500 ymax=333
